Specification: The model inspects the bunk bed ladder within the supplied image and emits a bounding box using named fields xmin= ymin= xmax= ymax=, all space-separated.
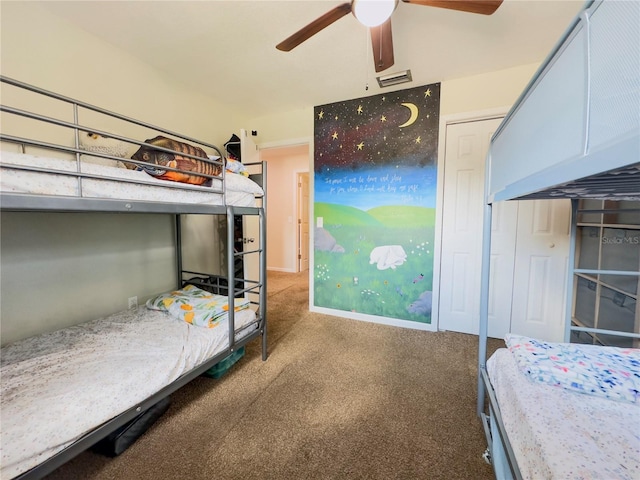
xmin=227 ymin=205 xmax=268 ymax=361
xmin=565 ymin=199 xmax=640 ymax=346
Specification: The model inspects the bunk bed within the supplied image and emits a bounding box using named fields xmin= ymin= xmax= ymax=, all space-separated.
xmin=476 ymin=1 xmax=640 ymax=479
xmin=0 ymin=76 xmax=268 ymax=479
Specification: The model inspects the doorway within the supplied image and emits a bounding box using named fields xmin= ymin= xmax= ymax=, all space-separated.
xmin=258 ymin=143 xmax=310 ymax=273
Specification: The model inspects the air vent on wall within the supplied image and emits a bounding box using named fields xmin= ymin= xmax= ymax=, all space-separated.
xmin=376 ymin=69 xmax=412 ymax=88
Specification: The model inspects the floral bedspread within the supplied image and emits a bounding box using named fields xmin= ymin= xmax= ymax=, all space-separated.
xmin=506 ymin=334 xmax=640 ymax=404
xmin=147 ymin=284 xmax=249 ymax=328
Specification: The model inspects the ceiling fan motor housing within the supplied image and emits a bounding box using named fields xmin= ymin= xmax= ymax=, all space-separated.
xmin=352 ymin=0 xmax=399 ymax=27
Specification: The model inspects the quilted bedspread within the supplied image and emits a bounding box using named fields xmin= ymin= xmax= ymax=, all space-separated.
xmin=0 ymin=307 xmax=258 ymax=479
xmin=488 ymin=348 xmax=640 ymax=480
xmin=506 ymin=334 xmax=640 ymax=404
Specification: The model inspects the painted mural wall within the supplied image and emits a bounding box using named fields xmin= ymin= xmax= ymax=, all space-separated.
xmin=313 ymin=83 xmax=440 ymax=324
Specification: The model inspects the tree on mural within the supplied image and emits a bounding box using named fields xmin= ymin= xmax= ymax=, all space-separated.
xmin=313 ymin=83 xmax=440 ymax=324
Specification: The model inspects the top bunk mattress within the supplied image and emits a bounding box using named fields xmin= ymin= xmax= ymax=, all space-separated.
xmin=487 ymin=0 xmax=640 ymax=202
xmin=0 ymin=150 xmax=264 ymax=208
xmin=0 ymin=76 xmax=265 ymax=213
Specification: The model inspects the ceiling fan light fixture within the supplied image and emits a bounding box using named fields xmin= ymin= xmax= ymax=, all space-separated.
xmin=376 ymin=69 xmax=412 ymax=88
xmin=353 ymin=0 xmax=398 ymax=27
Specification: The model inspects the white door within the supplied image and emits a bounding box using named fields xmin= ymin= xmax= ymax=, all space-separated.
xmin=240 ymin=129 xmax=261 ymax=301
xmin=297 ymin=172 xmax=309 ymax=272
xmin=439 ymin=118 xmax=505 ymax=335
xmin=509 ymin=199 xmax=571 ymax=341
xmin=439 ymin=118 xmax=571 ymax=341
xmin=486 ymin=200 xmax=519 ymax=338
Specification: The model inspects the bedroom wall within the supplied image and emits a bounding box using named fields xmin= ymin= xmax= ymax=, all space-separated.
xmin=0 ymin=2 xmax=242 ymax=344
xmin=247 ymin=63 xmax=539 ymax=145
xmin=0 ymin=2 xmax=243 ymax=144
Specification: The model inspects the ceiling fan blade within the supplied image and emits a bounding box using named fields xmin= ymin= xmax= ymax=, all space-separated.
xmin=401 ymin=0 xmax=503 ymax=15
xmin=370 ymin=18 xmax=395 ymax=73
xmin=276 ymin=3 xmax=352 ymax=51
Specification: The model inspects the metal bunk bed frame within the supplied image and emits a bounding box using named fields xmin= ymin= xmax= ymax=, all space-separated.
xmin=0 ymin=76 xmax=268 ymax=479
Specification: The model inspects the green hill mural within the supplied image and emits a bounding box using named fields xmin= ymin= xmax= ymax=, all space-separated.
xmin=368 ymin=206 xmax=435 ymax=228
xmin=315 ymin=203 xmax=436 ymax=229
xmin=314 ymin=202 xmax=383 ymax=227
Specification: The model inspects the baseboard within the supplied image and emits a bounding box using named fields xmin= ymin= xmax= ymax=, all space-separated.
xmin=267 ymin=267 xmax=297 ymax=273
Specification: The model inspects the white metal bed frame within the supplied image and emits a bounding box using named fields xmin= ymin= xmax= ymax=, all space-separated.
xmin=475 ymin=0 xmax=640 ymax=477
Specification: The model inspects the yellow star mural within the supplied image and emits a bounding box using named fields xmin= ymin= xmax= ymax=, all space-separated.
xmin=332 ymin=132 xmax=338 ymax=140
xmin=357 ymin=142 xmax=364 ymax=150
xmin=357 ymin=105 xmax=363 ymax=114
xmin=318 ymin=110 xmax=324 ymax=119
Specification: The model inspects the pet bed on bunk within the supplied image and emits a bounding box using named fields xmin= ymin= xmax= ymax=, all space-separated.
xmin=0 ymin=151 xmax=264 ymax=207
xmin=0 ymin=286 xmax=258 ymax=479
xmin=486 ymin=335 xmax=640 ymax=480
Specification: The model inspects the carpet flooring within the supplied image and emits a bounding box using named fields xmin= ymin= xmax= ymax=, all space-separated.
xmin=46 ymin=270 xmax=502 ymax=480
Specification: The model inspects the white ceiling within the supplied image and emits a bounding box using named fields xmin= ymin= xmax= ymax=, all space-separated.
xmin=39 ymin=0 xmax=585 ymax=118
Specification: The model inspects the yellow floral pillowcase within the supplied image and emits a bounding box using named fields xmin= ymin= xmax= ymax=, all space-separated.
xmin=146 ymin=284 xmax=250 ymax=328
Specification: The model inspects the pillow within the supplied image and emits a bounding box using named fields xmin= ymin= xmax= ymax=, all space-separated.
xmin=131 ymin=136 xmax=222 ymax=186
xmin=78 ymin=131 xmax=134 ymax=169
xmin=225 ymin=157 xmax=249 ymax=176
xmin=146 ymin=284 xmax=249 ymax=328
xmin=226 ymin=172 xmax=264 ymax=195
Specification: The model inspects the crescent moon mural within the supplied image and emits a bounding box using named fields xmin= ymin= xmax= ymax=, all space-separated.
xmin=399 ymin=102 xmax=419 ymax=128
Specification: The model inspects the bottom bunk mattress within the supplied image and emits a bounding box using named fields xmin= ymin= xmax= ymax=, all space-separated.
xmin=487 ymin=338 xmax=640 ymax=480
xmin=0 ymin=305 xmax=257 ymax=479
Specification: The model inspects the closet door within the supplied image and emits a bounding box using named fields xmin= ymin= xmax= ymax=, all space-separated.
xmin=439 ymin=118 xmax=570 ymax=340
xmin=509 ymin=199 xmax=571 ymax=342
xmin=439 ymin=117 xmax=512 ymax=335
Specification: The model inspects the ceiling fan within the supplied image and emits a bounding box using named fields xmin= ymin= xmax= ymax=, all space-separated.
xmin=276 ymin=0 xmax=503 ymax=73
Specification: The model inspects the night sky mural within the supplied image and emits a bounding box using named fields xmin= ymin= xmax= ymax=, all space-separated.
xmin=314 ymin=83 xmax=440 ymax=324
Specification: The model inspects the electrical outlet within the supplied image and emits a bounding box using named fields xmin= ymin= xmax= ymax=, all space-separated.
xmin=128 ymin=296 xmax=138 ymax=310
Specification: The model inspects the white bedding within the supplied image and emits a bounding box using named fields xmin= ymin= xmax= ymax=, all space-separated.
xmin=0 ymin=306 xmax=257 ymax=479
xmin=487 ymin=348 xmax=640 ymax=480
xmin=0 ymin=151 xmax=264 ymax=207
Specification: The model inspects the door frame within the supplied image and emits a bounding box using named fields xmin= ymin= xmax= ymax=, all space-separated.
xmin=434 ymin=107 xmax=510 ymax=332
xmin=296 ymin=171 xmax=310 ymax=272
